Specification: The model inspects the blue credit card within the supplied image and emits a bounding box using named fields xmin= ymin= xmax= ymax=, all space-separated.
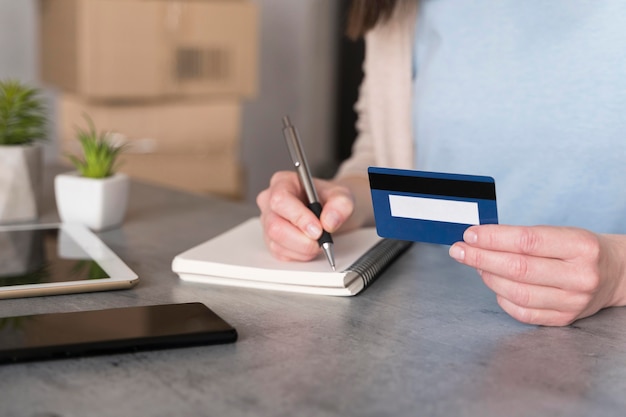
xmin=368 ymin=167 xmax=498 ymax=245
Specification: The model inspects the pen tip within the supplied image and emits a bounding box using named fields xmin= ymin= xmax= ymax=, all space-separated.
xmin=282 ymin=115 xmax=291 ymax=128
xmin=321 ymin=242 xmax=336 ymax=272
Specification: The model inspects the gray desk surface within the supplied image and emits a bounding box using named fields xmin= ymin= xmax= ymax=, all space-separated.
xmin=1 ymin=166 xmax=626 ymax=417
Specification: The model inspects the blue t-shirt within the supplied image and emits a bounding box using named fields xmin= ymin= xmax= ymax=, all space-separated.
xmin=412 ymin=0 xmax=626 ymax=233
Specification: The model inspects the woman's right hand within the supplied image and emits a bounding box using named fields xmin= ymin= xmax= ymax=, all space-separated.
xmin=256 ymin=171 xmax=356 ymax=262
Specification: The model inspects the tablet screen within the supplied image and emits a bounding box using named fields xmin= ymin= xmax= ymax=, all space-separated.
xmin=0 ymin=227 xmax=110 ymax=287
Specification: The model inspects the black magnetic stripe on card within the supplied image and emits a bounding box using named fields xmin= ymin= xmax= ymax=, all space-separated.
xmin=368 ymin=172 xmax=496 ymax=200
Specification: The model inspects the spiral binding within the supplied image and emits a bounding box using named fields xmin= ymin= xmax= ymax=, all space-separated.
xmin=347 ymin=239 xmax=413 ymax=286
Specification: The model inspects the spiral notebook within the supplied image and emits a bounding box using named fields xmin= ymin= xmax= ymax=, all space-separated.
xmin=171 ymin=217 xmax=412 ymax=296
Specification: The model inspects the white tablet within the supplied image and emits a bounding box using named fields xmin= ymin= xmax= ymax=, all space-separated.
xmin=0 ymin=223 xmax=139 ymax=299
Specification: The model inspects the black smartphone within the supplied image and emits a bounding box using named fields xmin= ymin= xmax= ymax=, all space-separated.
xmin=0 ymin=302 xmax=237 ymax=364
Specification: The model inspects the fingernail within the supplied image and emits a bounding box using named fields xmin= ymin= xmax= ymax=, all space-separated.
xmin=306 ymin=224 xmax=321 ymax=239
xmin=464 ymin=229 xmax=478 ymax=244
xmin=449 ymin=245 xmax=465 ymax=261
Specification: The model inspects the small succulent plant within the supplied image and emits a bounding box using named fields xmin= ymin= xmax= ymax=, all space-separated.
xmin=68 ymin=116 xmax=127 ymax=179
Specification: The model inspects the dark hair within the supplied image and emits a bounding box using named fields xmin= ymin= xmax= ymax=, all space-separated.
xmin=346 ymin=0 xmax=399 ymax=40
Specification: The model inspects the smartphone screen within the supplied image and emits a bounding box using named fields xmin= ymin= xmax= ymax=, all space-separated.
xmin=0 ymin=303 xmax=237 ymax=363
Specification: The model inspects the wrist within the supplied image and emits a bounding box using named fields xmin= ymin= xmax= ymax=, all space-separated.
xmin=335 ymin=175 xmax=374 ymax=230
xmin=602 ymin=234 xmax=626 ymax=307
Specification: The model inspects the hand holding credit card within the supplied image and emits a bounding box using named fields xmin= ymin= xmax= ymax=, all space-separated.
xmin=368 ymin=167 xmax=498 ymax=245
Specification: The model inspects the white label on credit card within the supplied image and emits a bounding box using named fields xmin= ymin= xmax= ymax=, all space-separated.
xmin=389 ymin=194 xmax=480 ymax=225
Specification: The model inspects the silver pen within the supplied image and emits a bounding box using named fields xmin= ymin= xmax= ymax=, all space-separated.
xmin=282 ymin=115 xmax=336 ymax=271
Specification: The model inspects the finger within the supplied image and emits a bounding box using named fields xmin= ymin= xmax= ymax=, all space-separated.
xmin=317 ymin=182 xmax=354 ymax=233
xmin=479 ymin=270 xmax=591 ymax=312
xmin=262 ymin=212 xmax=320 ymax=260
xmin=266 ymin=173 xmax=323 ymax=239
xmin=463 ymin=224 xmax=600 ymax=260
xmin=450 ymin=243 xmax=585 ymax=290
xmin=257 ymin=171 xmax=303 ymax=210
xmin=256 ymin=187 xmax=270 ymax=213
xmin=273 ymin=170 xmax=305 ymax=192
xmin=496 ymin=296 xmax=579 ymax=326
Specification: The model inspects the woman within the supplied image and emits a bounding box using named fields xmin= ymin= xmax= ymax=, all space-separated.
xmin=256 ymin=0 xmax=626 ymax=326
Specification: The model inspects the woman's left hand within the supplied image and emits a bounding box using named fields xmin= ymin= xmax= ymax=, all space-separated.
xmin=449 ymin=225 xmax=626 ymax=326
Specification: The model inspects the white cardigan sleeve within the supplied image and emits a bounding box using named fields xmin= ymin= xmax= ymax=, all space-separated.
xmin=334 ymin=66 xmax=377 ymax=179
xmin=335 ymin=1 xmax=418 ymax=181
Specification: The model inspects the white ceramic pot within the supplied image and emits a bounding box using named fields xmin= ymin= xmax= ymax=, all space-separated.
xmin=55 ymin=172 xmax=130 ymax=231
xmin=0 ymin=144 xmax=42 ymax=224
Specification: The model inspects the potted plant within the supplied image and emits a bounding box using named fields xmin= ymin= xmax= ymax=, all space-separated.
xmin=54 ymin=117 xmax=130 ymax=231
xmin=0 ymin=79 xmax=47 ymax=224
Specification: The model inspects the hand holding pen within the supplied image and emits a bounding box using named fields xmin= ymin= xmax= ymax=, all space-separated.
xmin=281 ymin=116 xmax=336 ymax=271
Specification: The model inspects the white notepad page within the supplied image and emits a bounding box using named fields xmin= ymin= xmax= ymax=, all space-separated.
xmin=175 ymin=216 xmax=414 ymax=297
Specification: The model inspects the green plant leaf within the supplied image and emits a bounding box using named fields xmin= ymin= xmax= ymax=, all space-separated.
xmin=67 ymin=114 xmax=128 ymax=178
xmin=0 ymin=79 xmax=47 ymax=145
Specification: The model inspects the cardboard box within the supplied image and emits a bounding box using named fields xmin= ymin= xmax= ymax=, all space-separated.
xmin=39 ymin=0 xmax=258 ymax=101
xmin=116 ymin=153 xmax=245 ymax=198
xmin=58 ymin=94 xmax=245 ymax=198
xmin=58 ymin=94 xmax=241 ymax=154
